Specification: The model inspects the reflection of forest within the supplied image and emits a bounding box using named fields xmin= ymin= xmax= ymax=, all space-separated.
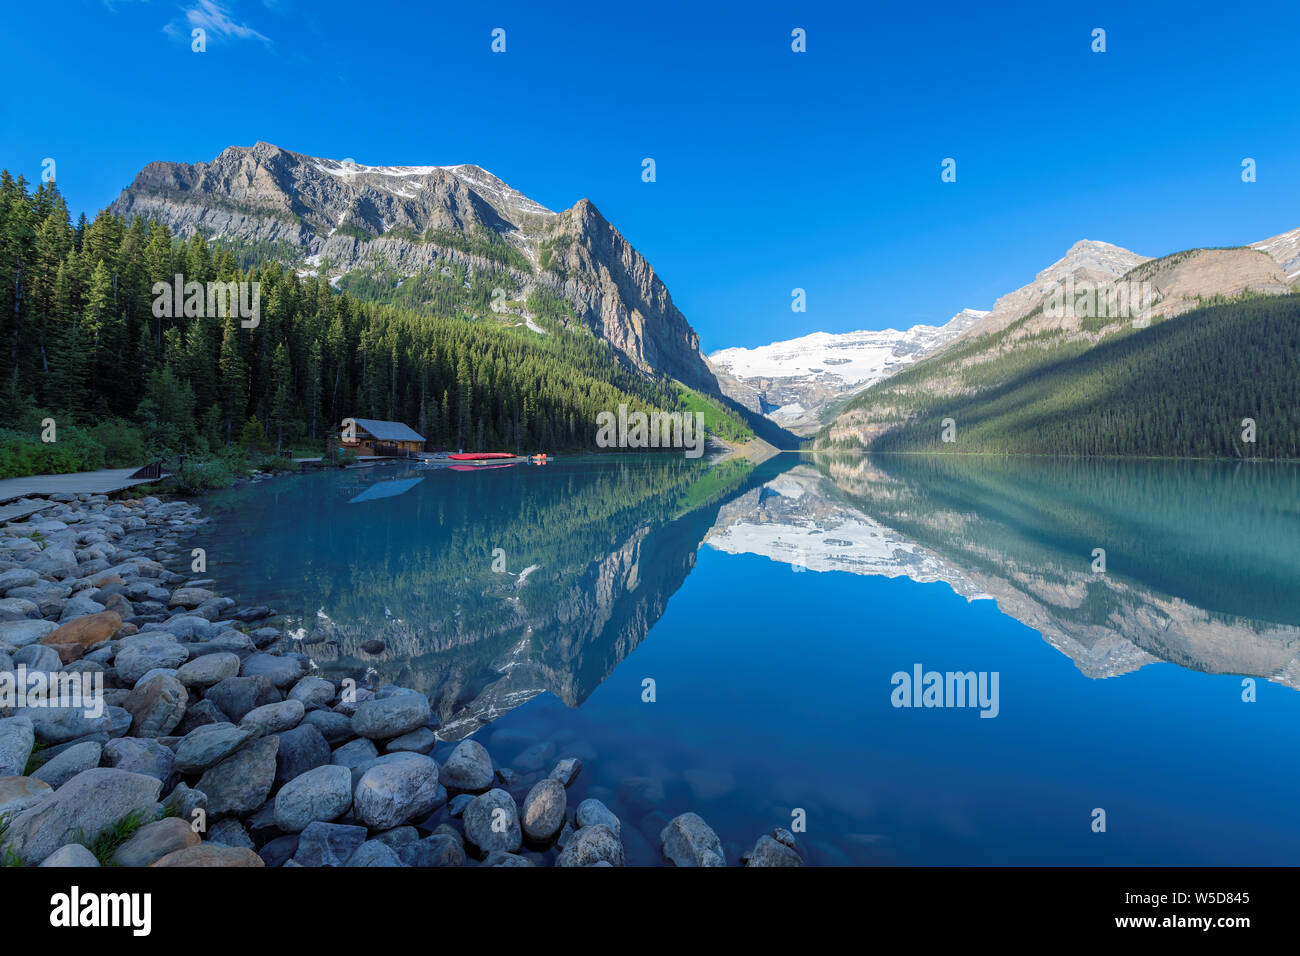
xmin=199 ymin=456 xmax=785 ymax=738
xmin=794 ymin=454 xmax=1300 ymax=687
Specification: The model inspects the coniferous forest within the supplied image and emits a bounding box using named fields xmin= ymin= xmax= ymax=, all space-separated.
xmin=822 ymin=294 xmax=1300 ymax=459
xmin=0 ymin=172 xmax=750 ymax=481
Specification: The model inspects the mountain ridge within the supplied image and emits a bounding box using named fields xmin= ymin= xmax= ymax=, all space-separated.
xmin=819 ymin=224 xmax=1300 ymax=453
xmin=110 ymin=141 xmax=721 ymax=394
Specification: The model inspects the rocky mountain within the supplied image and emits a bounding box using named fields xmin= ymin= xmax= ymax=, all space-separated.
xmin=953 ymin=236 xmax=1294 ymax=344
xmin=109 ymin=142 xmax=720 ymax=393
xmin=950 ymin=239 xmax=1149 ymax=341
xmin=1253 ymin=225 xmax=1300 ymax=279
xmin=707 ymin=309 xmax=988 ymax=435
xmin=825 ymin=227 xmax=1300 ymax=450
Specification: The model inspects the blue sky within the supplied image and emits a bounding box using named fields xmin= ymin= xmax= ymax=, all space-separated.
xmin=2 ymin=0 xmax=1297 ymax=351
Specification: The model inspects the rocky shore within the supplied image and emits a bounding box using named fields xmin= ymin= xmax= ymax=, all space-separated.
xmin=0 ymin=490 xmax=803 ymax=867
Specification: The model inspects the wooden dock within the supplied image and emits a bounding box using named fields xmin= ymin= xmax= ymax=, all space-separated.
xmin=0 ymin=467 xmax=170 ymax=519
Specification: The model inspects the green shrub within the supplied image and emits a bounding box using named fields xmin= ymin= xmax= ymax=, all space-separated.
xmin=87 ymin=419 xmax=146 ymax=467
xmin=172 ymin=457 xmax=237 ymax=495
xmin=239 ymin=418 xmax=271 ymax=454
xmin=0 ymin=425 xmax=106 ymax=478
xmin=335 ymin=223 xmax=373 ymax=242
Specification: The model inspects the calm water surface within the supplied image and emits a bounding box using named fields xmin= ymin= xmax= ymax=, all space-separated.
xmin=189 ymin=453 xmax=1300 ymax=865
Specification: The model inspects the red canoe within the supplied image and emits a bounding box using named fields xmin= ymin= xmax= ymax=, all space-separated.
xmin=447 ymin=452 xmax=518 ymax=461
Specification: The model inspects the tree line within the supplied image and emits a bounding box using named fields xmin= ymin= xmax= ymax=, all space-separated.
xmin=0 ymin=170 xmax=720 ymax=461
xmin=855 ymin=295 xmax=1300 ymax=458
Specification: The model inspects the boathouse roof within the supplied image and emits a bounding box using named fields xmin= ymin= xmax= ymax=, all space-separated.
xmin=347 ymin=418 xmax=426 ymax=442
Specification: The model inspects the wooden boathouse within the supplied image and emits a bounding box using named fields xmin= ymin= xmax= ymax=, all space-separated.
xmin=339 ymin=418 xmax=426 ymax=457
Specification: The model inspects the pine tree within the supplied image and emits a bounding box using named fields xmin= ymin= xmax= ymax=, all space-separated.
xmin=269 ymin=341 xmax=294 ymax=452
xmin=217 ymin=314 xmax=247 ymax=445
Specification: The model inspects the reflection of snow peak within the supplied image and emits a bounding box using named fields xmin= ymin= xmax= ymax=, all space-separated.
xmin=705 ymin=468 xmax=991 ymax=601
xmin=711 ymin=517 xmax=928 ymax=575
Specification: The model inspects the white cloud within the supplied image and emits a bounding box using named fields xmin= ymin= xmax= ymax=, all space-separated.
xmin=165 ymin=0 xmax=271 ymax=45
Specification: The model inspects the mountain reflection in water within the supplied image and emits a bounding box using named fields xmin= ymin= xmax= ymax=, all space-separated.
xmin=188 ymin=452 xmax=1300 ymax=864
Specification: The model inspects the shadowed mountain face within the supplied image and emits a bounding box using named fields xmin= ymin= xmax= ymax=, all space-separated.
xmin=187 ymin=455 xmax=786 ymax=738
xmin=707 ymin=455 xmax=1300 ymax=688
xmin=110 ymin=142 xmax=719 ymax=392
xmin=826 ymin=233 xmax=1299 ymax=450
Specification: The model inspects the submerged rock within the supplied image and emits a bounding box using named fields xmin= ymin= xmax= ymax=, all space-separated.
xmin=556 ymin=823 xmax=624 ymax=867
xmin=660 ymin=812 xmax=726 ymax=867
xmin=521 ymin=778 xmax=566 ymax=843
xmin=440 ymin=739 xmax=494 ymax=792
xmin=575 ymin=797 xmax=621 ymax=836
xmin=548 ymin=757 xmax=582 ymax=787
xmin=743 ymin=834 xmax=804 ymax=867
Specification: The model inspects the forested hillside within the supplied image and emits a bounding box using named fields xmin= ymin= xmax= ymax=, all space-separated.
xmin=823 ymin=294 xmax=1300 ymax=458
xmin=0 ymin=171 xmax=752 ymax=474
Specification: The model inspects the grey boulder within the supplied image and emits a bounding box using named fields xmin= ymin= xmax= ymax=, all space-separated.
xmin=353 ymin=752 xmax=440 ymax=829
xmin=30 ymin=740 xmax=102 ymax=789
xmin=274 ymin=763 xmax=353 ymax=833
xmin=0 ymin=715 xmax=35 ymax=776
xmin=462 ymin=788 xmax=522 ymax=855
xmin=351 ymin=693 xmax=431 ymax=741
xmin=196 ymin=735 xmax=279 ymax=819
xmin=0 ymin=768 xmax=162 ymax=864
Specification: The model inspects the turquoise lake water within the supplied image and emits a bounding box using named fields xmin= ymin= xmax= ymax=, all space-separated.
xmin=189 ymin=453 xmax=1300 ymax=865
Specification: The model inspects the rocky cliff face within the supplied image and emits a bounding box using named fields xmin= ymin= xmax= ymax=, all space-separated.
xmin=540 ymin=199 xmax=713 ymax=391
xmin=109 ymin=142 xmax=719 ymax=392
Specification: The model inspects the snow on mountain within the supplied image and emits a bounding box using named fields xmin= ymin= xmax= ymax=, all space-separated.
xmin=1253 ymin=226 xmax=1300 ymax=280
xmin=707 ymin=308 xmax=988 ymax=434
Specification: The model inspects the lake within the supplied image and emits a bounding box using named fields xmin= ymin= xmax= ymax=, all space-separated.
xmin=188 ymin=452 xmax=1300 ymax=865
